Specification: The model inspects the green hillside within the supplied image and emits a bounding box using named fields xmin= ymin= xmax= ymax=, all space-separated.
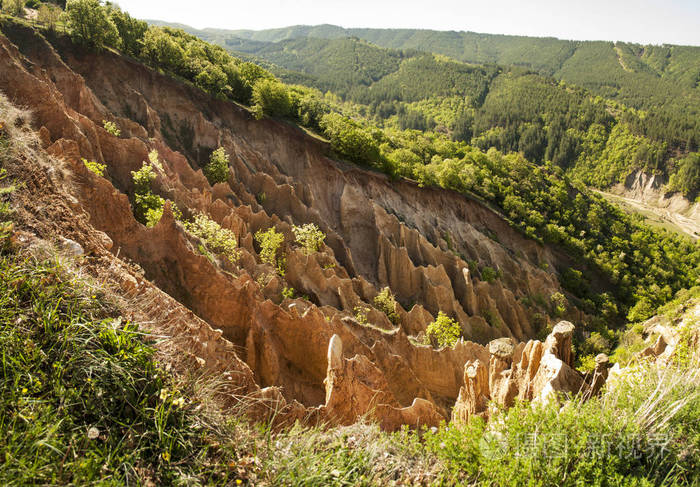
xmin=186 ymin=29 xmax=698 ymax=197
xmin=228 ymin=36 xmax=407 ymax=94
xmin=191 ymin=23 xmax=700 ymax=116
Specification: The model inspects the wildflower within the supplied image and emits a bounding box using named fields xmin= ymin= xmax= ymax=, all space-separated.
xmin=161 ymin=451 xmax=170 ymax=462
xmin=159 ymin=388 xmax=169 ymax=401
xmin=173 ymin=397 xmax=185 ymax=408
xmin=236 ymin=480 xmax=243 ymax=485
xmin=21 ymin=387 xmax=28 ymax=394
xmin=87 ymin=427 xmax=100 ymax=440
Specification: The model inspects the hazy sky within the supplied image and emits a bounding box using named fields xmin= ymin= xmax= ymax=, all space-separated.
xmin=114 ymin=0 xmax=700 ymax=46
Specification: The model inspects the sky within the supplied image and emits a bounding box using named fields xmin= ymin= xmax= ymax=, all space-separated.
xmin=113 ymin=0 xmax=700 ymax=46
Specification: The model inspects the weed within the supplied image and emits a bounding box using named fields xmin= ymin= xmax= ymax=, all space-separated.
xmin=185 ymin=213 xmax=240 ymax=265
xmin=425 ymin=311 xmax=461 ymax=348
xmin=82 ymin=158 xmax=106 ymax=177
xmin=102 ymin=120 xmax=121 ymax=137
xmin=292 ymin=222 xmax=325 ymax=255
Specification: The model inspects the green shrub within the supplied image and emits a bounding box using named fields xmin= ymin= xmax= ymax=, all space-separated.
xmin=561 ymin=267 xmax=588 ymax=296
xmin=102 ymin=120 xmax=121 ymax=137
xmin=203 ymin=147 xmax=229 ymax=185
xmin=675 ymin=322 xmax=698 ymax=368
xmin=666 ymin=153 xmax=700 ymax=197
xmin=131 ymin=161 xmax=156 ymax=193
xmin=425 ymin=311 xmax=461 ymax=348
xmin=252 ymin=79 xmax=291 ymax=119
xmin=131 ymin=163 xmax=159 ymax=224
xmin=37 ymin=4 xmax=62 ymax=30
xmin=184 ymin=213 xmax=239 ymax=264
xmin=319 ymin=112 xmax=381 ymax=166
xmin=107 ymin=4 xmax=148 ymax=57
xmin=550 ymin=291 xmax=568 ymax=316
xmin=480 ymin=266 xmax=500 ymax=283
xmin=130 ymin=162 xmax=177 ymax=227
xmin=254 ymin=227 xmax=285 ymax=274
xmin=1 ymin=0 xmax=25 ymax=17
xmin=292 ymin=223 xmax=325 ymax=255
xmin=282 ymin=287 xmax=295 ymax=300
xmin=137 ymin=193 xmax=165 ymax=226
xmin=82 ymin=158 xmax=106 ymax=177
xmin=148 ymin=149 xmax=164 ymax=171
xmin=354 ymin=306 xmax=370 ymax=325
xmin=577 ymin=353 xmax=597 ymax=373
xmin=610 ymin=327 xmax=647 ymax=365
xmin=627 ymin=296 xmax=655 ymax=322
xmin=374 ymin=287 xmax=399 ymax=325
xmin=482 ymin=308 xmax=501 ymax=327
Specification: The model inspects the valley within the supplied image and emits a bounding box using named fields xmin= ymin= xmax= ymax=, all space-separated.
xmin=0 ymin=2 xmax=698 ymax=485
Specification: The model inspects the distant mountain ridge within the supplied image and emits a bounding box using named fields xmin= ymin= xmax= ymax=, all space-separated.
xmin=148 ymin=21 xmax=700 ymax=116
xmin=146 ymin=20 xmax=700 ymax=200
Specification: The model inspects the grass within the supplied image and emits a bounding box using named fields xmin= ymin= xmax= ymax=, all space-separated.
xmin=0 ymin=239 xmax=250 ymax=485
xmin=424 ymin=355 xmax=700 ymax=486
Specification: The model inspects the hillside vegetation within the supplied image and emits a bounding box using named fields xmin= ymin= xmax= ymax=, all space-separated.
xmin=225 ymin=24 xmax=700 ymax=113
xmin=169 ymin=22 xmax=700 ymax=199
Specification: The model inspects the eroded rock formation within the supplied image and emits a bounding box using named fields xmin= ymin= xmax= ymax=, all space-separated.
xmin=452 ymin=321 xmax=605 ymax=424
xmin=0 ymin=24 xmax=600 ymax=430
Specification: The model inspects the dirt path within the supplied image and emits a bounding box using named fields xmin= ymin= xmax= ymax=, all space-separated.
xmin=595 ymin=190 xmax=700 ymax=240
xmin=613 ymin=46 xmax=633 ymax=72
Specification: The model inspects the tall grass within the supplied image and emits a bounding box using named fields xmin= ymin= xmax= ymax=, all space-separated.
xmin=0 ymin=243 xmax=249 ymax=484
xmin=423 ymin=352 xmax=700 ymax=486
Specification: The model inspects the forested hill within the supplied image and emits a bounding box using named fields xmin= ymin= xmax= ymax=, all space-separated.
xmin=149 ymin=21 xmax=700 ymax=199
xmin=155 ymin=23 xmax=700 ymax=115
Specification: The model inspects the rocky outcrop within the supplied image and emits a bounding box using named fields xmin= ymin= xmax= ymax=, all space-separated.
xmin=637 ymin=299 xmax=700 ymax=363
xmin=606 ymin=170 xmax=700 ymax=240
xmin=452 ymin=322 xmax=602 ymax=425
xmin=322 ymin=334 xmax=445 ymax=430
xmin=451 ymin=359 xmax=489 ymax=423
